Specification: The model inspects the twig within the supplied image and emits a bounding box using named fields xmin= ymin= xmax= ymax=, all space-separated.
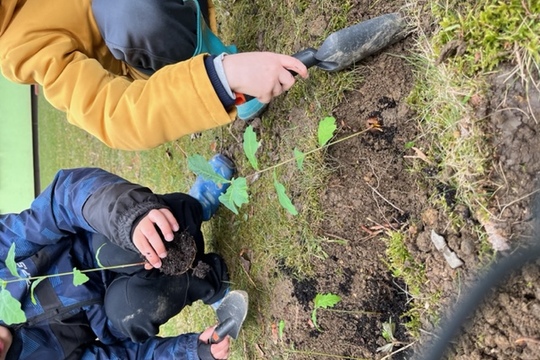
xmin=227 ymin=125 xmax=242 ymax=143
xmin=237 ymin=257 xmax=260 ymax=290
xmin=325 ymin=308 xmax=381 ymax=316
xmin=324 ymin=232 xmax=352 ymax=243
xmin=285 ymin=349 xmax=370 ymax=360
xmin=365 ymin=183 xmax=405 ymax=214
xmin=498 ymin=188 xmax=540 ymax=218
xmin=419 ymin=328 xmax=439 ymax=338
xmin=380 ymin=341 xmax=417 ymax=360
xmin=173 ymin=142 xmax=188 ymax=159
xmin=520 ymin=0 xmax=532 ymax=16
xmin=403 ymin=147 xmax=434 ymax=165
xmin=361 ymin=225 xmax=383 ymax=236
xmin=515 ymin=337 xmax=540 ymax=345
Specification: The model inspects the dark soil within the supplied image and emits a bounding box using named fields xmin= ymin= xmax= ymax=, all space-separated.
xmin=223 ymin=1 xmax=540 ymax=359
xmin=160 ymin=230 xmax=203 ymax=277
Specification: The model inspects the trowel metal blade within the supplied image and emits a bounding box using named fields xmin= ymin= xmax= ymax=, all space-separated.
xmin=314 ymin=12 xmax=407 ymax=72
xmin=215 ymin=290 xmax=249 ymax=339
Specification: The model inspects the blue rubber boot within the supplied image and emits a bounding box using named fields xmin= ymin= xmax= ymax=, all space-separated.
xmin=210 ymin=288 xmax=230 ymax=312
xmin=189 ymin=154 xmax=235 ymax=221
xmin=237 ymin=97 xmax=268 ymax=121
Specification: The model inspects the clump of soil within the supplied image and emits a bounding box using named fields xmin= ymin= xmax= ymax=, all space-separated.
xmin=160 ymin=230 xmax=209 ymax=279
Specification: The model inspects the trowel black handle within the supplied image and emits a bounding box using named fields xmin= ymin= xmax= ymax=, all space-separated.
xmin=290 ymin=47 xmax=319 ymax=75
xmin=209 ymin=318 xmax=236 ymax=344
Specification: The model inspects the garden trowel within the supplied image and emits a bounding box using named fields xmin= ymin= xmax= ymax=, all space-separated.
xmin=292 ymin=12 xmax=407 ymax=72
xmin=237 ymin=12 xmax=407 ymax=116
xmin=209 ymin=290 xmax=249 ymax=344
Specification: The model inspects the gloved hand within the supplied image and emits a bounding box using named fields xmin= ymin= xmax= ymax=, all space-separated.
xmin=197 ymin=325 xmax=230 ymax=360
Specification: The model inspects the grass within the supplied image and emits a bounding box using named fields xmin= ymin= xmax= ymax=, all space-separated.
xmin=36 ymin=0 xmax=540 ymax=357
xmin=383 ymin=231 xmax=441 ymax=337
xmin=404 ymin=0 xmax=539 ymax=236
xmin=37 ymin=2 xmax=355 ymax=358
xmin=378 ymin=0 xmax=540 ymax=341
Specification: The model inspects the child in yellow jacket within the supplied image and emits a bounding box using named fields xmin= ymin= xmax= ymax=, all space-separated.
xmin=0 ymin=0 xmax=308 ymax=150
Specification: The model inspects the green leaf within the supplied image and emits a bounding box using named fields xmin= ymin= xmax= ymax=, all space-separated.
xmin=293 ymin=148 xmax=306 ymax=171
xmin=6 ymin=243 xmax=19 ymax=278
xmin=278 ymin=319 xmax=285 ymax=340
xmin=314 ymin=293 xmax=341 ymax=310
xmin=311 ymin=308 xmax=320 ymax=330
xmin=273 ymin=172 xmax=298 ymax=216
xmin=311 ymin=292 xmax=341 ymax=332
xmin=404 ymin=141 xmax=415 ymax=149
xmin=382 ymin=319 xmax=396 ymax=342
xmin=30 ymin=278 xmax=46 ymax=305
xmin=219 ymin=177 xmax=249 ymax=215
xmin=318 ymin=116 xmax=337 ymax=147
xmin=72 ymin=268 xmax=89 ymax=286
xmin=188 ymin=154 xmax=229 ymax=184
xmin=376 ymin=343 xmax=395 ymax=353
xmin=243 ymin=126 xmax=261 ymax=170
xmin=0 ymin=289 xmax=26 ymax=325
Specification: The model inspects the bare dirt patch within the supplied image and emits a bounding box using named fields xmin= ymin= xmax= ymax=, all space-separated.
xmin=225 ymin=1 xmax=540 ymax=358
xmin=219 ymin=0 xmax=540 ymax=359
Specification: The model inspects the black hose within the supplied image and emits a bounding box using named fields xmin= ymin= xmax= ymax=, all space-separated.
xmin=417 ymin=239 xmax=540 ymax=360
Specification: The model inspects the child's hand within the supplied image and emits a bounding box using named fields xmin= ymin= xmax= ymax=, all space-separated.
xmin=222 ymin=52 xmax=309 ymax=103
xmin=132 ymin=208 xmax=179 ymax=269
xmin=0 ymin=325 xmax=12 ymax=360
xmin=199 ymin=325 xmax=230 ymax=359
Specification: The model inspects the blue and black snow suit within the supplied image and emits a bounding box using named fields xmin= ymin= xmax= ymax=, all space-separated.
xmin=0 ymin=168 xmax=228 ymax=360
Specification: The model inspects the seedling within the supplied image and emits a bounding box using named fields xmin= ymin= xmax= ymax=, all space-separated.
xmin=189 ymin=116 xmax=374 ymax=217
xmin=377 ymin=318 xmax=410 ymax=356
xmin=278 ymin=319 xmax=285 ymax=341
xmin=0 ymin=243 xmax=143 ymax=325
xmin=377 ymin=318 xmax=397 ymax=353
xmin=311 ymin=292 xmax=341 ymax=331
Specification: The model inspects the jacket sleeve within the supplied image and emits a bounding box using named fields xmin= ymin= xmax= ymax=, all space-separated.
xmin=49 ymin=53 xmax=235 ymax=151
xmin=0 ymin=1 xmax=236 ymax=151
xmin=81 ymin=182 xmax=169 ymax=252
xmin=81 ymin=334 xmax=201 ymax=360
xmin=0 ymin=168 xmax=128 ymax=262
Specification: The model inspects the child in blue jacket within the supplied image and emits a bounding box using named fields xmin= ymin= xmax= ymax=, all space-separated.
xmin=0 ymin=155 xmax=237 ymax=360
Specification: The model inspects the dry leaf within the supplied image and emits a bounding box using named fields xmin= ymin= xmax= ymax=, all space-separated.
xmin=239 ymin=248 xmax=253 ymax=273
xmin=255 ymin=344 xmax=265 ymax=357
xmin=482 ymin=220 xmax=510 ymax=251
xmin=411 ymin=147 xmax=434 ymax=165
xmin=271 ymin=323 xmax=278 ymax=344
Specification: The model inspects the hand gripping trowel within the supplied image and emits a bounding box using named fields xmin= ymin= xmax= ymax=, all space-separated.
xmin=209 ymin=290 xmax=249 ymax=344
xmin=237 ymin=12 xmax=408 ymax=118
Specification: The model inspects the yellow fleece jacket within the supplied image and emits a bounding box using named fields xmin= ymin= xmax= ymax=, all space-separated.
xmin=0 ymin=0 xmax=235 ymax=150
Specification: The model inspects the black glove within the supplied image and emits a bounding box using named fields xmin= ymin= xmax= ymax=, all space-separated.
xmin=197 ymin=340 xmax=216 ymax=360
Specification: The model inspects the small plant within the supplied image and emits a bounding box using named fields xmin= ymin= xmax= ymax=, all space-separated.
xmin=0 ymin=243 xmax=142 ymax=324
xmin=376 ymin=318 xmax=403 ymax=354
xmin=278 ymin=319 xmax=285 ymax=341
xmin=311 ymin=292 xmax=341 ymax=331
xmin=434 ymin=0 xmax=540 ymax=75
xmin=188 ymin=116 xmax=373 ymax=217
